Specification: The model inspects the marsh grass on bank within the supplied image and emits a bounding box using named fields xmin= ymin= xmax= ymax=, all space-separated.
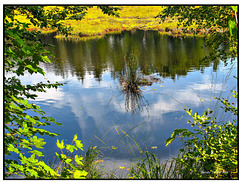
xmin=54 ymin=6 xmax=206 ymax=40
xmin=12 ymin=6 xmax=210 ymax=41
xmin=128 ymin=152 xmax=182 ymax=179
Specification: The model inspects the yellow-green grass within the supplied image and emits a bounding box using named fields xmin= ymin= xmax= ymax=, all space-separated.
xmin=55 ymin=6 xmax=166 ymax=39
xmin=11 ymin=6 xmax=205 ymax=40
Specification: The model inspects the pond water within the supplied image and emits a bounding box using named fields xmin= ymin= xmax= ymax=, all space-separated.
xmin=13 ymin=30 xmax=237 ymax=171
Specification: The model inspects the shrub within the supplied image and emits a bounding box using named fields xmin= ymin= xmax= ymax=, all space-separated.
xmin=165 ymin=91 xmax=238 ymax=179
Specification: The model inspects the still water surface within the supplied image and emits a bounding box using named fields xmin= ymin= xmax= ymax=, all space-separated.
xmin=18 ymin=30 xmax=237 ymax=168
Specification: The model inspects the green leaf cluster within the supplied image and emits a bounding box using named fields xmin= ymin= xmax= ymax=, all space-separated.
xmin=4 ymin=5 xmax=118 ymax=179
xmin=165 ymin=91 xmax=238 ymax=179
xmin=55 ymin=134 xmax=87 ymax=179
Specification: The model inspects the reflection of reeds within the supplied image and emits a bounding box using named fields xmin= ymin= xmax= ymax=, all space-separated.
xmin=121 ymin=86 xmax=149 ymax=114
xmin=118 ymin=51 xmax=150 ymax=114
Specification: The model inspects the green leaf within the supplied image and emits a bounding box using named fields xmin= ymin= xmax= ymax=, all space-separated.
xmin=56 ymin=139 xmax=65 ymax=149
xmin=8 ymin=144 xmax=20 ymax=154
xmin=228 ymin=19 xmax=236 ymax=36
xmin=25 ymin=115 xmax=37 ymax=124
xmin=9 ymin=103 xmax=23 ymax=112
xmin=165 ymin=137 xmax=175 ymax=146
xmin=30 ymin=136 xmax=46 ymax=149
xmin=73 ymin=134 xmax=78 ymax=141
xmin=73 ymin=170 xmax=88 ymax=179
xmin=60 ymin=154 xmax=67 ymax=159
xmin=38 ymin=161 xmax=58 ymax=176
xmin=186 ymin=109 xmax=192 ymax=115
xmin=171 ymin=128 xmax=188 ymax=138
xmin=65 ymin=158 xmax=72 ymax=164
xmin=26 ymin=65 xmax=38 ymax=72
xmin=231 ymin=6 xmax=238 ymax=12
xmin=75 ymin=140 xmax=84 ymax=151
xmin=28 ymin=168 xmax=39 ymax=177
xmin=55 ymin=152 xmax=60 ymax=159
xmin=66 ymin=144 xmax=77 ymax=153
xmin=42 ymin=56 xmax=51 ymax=63
xmin=75 ymin=155 xmax=84 ymax=166
xmin=29 ymin=150 xmax=44 ymax=157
